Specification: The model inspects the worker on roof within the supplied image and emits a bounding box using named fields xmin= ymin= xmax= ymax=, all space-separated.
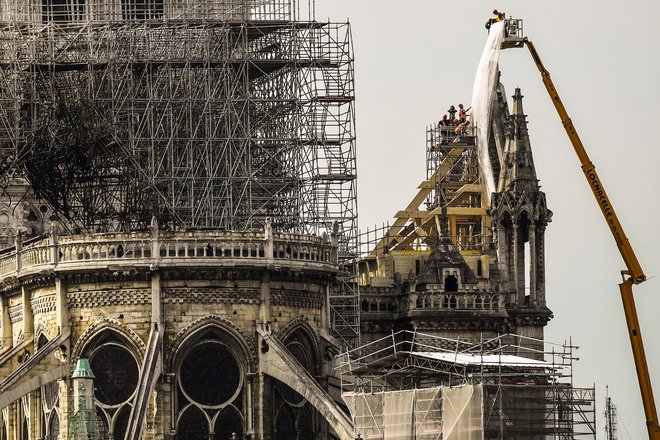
xmin=454 ymin=119 xmax=470 ymax=141
xmin=458 ymin=104 xmax=470 ymax=123
xmin=439 ymin=115 xmax=451 ymax=127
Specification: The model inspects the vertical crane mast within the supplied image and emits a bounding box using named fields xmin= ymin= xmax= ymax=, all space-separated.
xmin=499 ymin=20 xmax=659 ymax=440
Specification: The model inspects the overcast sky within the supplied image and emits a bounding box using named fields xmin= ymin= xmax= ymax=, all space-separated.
xmin=314 ymin=1 xmax=660 ymax=438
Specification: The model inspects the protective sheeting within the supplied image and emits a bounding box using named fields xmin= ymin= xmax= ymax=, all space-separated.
xmin=442 ymin=385 xmax=484 ymax=440
xmin=410 ymin=351 xmax=549 ymax=368
xmin=414 ymin=387 xmax=443 ymax=440
xmin=383 ymin=390 xmax=414 ymax=439
xmin=343 ymin=386 xmax=481 ymax=440
xmin=343 ymin=392 xmax=385 ymax=439
xmin=471 ymin=20 xmax=505 ymax=204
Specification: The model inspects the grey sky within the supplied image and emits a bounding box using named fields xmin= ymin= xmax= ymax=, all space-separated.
xmin=314 ymin=1 xmax=660 ymax=438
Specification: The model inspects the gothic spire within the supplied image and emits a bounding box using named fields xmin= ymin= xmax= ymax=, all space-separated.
xmin=497 ymin=88 xmax=538 ymax=193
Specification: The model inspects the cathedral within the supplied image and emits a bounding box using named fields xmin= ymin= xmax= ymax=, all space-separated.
xmin=0 ymin=2 xmax=594 ymax=439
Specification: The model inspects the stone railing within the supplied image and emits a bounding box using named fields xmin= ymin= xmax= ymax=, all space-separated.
xmin=357 ymin=287 xmax=502 ymax=317
xmin=0 ymin=225 xmax=338 ymax=282
xmin=359 ymin=287 xmax=402 ymax=314
xmin=412 ymin=291 xmax=501 ymax=312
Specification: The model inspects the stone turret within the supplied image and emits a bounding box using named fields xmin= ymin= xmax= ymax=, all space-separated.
xmin=70 ymin=357 xmax=97 ymax=440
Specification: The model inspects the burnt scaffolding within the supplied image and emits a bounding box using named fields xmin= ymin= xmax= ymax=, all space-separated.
xmin=0 ymin=0 xmax=359 ymax=345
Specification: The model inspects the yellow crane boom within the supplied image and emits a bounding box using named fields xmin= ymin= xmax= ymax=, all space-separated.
xmin=521 ymin=36 xmax=660 ymax=440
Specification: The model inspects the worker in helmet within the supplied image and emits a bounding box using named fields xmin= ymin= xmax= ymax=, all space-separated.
xmin=458 ymin=104 xmax=470 ymax=123
xmin=485 ymin=9 xmax=506 ymax=32
xmin=440 ymin=115 xmax=450 ymax=127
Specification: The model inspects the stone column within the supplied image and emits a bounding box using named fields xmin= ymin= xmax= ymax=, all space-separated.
xmin=320 ymin=284 xmax=330 ymax=332
xmin=538 ymin=226 xmax=546 ymax=305
xmin=151 ymin=271 xmax=162 ymax=326
xmin=529 ymin=224 xmax=537 ymax=306
xmin=55 ymin=277 xmax=69 ymax=334
xmin=1 ymin=296 xmax=11 ymax=351
xmin=256 ymin=373 xmax=271 ymax=440
xmin=21 ymin=287 xmax=33 ymax=341
xmin=7 ymin=401 xmax=16 ymax=440
xmin=246 ymin=373 xmax=256 ymax=438
xmin=28 ymin=392 xmax=39 ymax=440
xmin=512 ymin=223 xmax=522 ymax=305
xmin=14 ymin=233 xmax=22 ymax=274
xmin=258 ymin=272 xmax=271 ymax=325
xmin=496 ymin=222 xmax=509 ymax=284
xmin=58 ymin=378 xmax=71 ymax=440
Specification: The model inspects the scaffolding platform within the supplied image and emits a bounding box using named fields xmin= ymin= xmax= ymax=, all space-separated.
xmin=338 ymin=330 xmax=597 ymax=439
xmin=0 ymin=0 xmax=361 ymax=347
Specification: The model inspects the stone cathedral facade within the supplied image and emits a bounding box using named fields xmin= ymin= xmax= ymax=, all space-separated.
xmin=0 ymin=0 xmax=556 ymax=438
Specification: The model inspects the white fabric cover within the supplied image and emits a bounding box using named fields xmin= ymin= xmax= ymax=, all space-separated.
xmin=442 ymin=385 xmax=484 ymax=440
xmin=344 ymin=385 xmax=483 ymax=439
xmin=383 ymin=390 xmax=415 ymax=439
xmin=471 ymin=20 xmax=505 ymax=203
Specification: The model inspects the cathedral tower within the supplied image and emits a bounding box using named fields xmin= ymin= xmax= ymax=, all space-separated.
xmin=491 ymin=88 xmax=553 ymax=341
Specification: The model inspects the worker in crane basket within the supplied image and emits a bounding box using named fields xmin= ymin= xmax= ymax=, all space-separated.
xmin=485 ymin=9 xmax=506 ymax=31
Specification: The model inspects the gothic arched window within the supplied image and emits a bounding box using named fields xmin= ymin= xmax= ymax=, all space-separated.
xmin=82 ymin=332 xmax=140 ymax=440
xmin=174 ymin=328 xmax=246 ymax=439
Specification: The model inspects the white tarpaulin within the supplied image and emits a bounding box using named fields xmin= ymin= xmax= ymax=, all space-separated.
xmin=471 ymin=20 xmax=505 ymax=204
xmin=442 ymin=385 xmax=484 ymax=440
xmin=383 ymin=390 xmax=415 ymax=439
xmin=414 ymin=387 xmax=443 ymax=440
xmin=342 ymin=392 xmax=384 ymax=439
xmin=344 ymin=385 xmax=480 ymax=440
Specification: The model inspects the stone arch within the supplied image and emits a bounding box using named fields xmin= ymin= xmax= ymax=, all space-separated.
xmin=498 ymin=208 xmax=512 ymax=222
xmin=175 ymin=404 xmax=210 ymax=439
xmin=170 ymin=316 xmax=254 ymax=439
xmin=279 ymin=317 xmax=321 ymax=371
xmin=71 ymin=319 xmax=141 ymax=439
xmin=34 ymin=323 xmax=51 ymax=349
xmin=71 ymin=318 xmax=146 ymax=370
xmin=279 ymin=317 xmax=319 ymax=349
xmin=516 ymin=208 xmax=532 ymax=225
xmin=167 ymin=314 xmax=256 ymax=374
xmin=211 ymin=405 xmax=244 ymax=439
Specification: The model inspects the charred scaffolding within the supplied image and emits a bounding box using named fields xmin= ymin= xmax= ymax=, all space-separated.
xmin=0 ymin=0 xmax=359 ymax=345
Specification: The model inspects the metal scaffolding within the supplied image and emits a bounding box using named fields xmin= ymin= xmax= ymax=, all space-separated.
xmin=338 ymin=330 xmax=597 ymax=439
xmin=0 ymin=0 xmax=359 ymax=345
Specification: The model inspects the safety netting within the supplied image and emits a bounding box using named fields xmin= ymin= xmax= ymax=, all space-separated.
xmin=471 ymin=20 xmax=505 ymax=203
